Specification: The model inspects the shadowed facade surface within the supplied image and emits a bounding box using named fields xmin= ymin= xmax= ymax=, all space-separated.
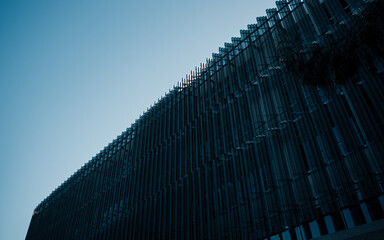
xmin=27 ymin=0 xmax=384 ymax=239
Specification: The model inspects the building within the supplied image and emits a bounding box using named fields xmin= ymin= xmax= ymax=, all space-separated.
xmin=26 ymin=0 xmax=384 ymax=239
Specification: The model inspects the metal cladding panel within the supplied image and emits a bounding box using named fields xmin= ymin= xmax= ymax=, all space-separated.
xmin=27 ymin=0 xmax=384 ymax=239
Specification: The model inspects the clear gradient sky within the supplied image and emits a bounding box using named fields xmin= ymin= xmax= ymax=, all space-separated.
xmin=0 ymin=1 xmax=275 ymax=239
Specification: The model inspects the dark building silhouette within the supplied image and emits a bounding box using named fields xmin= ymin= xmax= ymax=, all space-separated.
xmin=27 ymin=0 xmax=384 ymax=239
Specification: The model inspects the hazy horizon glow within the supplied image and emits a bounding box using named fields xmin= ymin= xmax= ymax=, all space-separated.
xmin=0 ymin=1 xmax=276 ymax=238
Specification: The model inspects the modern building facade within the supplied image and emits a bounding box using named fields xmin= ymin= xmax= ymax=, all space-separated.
xmin=27 ymin=0 xmax=384 ymax=239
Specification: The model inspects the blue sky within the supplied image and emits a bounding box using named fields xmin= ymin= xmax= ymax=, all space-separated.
xmin=0 ymin=1 xmax=275 ymax=238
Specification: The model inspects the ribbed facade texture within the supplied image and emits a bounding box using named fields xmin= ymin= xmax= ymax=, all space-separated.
xmin=27 ymin=0 xmax=384 ymax=239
